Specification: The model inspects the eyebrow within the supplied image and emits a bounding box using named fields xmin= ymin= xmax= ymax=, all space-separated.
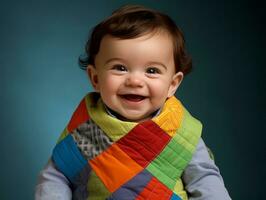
xmin=147 ymin=62 xmax=167 ymax=70
xmin=104 ymin=58 xmax=125 ymax=65
xmin=105 ymin=58 xmax=167 ymax=70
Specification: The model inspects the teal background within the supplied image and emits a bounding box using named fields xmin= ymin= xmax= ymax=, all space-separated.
xmin=0 ymin=0 xmax=264 ymax=199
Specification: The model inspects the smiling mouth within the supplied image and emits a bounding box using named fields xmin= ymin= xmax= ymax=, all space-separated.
xmin=120 ymin=94 xmax=146 ymax=102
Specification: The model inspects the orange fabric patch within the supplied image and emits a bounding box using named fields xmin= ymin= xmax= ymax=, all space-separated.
xmin=136 ymin=177 xmax=173 ymax=200
xmin=89 ymin=143 xmax=143 ymax=193
xmin=67 ymin=98 xmax=90 ymax=132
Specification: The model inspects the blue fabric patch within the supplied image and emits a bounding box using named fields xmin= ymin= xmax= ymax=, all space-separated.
xmin=52 ymin=134 xmax=87 ymax=182
xmin=107 ymin=169 xmax=152 ymax=200
xmin=171 ymin=193 xmax=182 ymax=200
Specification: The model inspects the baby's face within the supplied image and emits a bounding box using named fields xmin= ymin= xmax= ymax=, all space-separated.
xmin=88 ymin=32 xmax=183 ymax=122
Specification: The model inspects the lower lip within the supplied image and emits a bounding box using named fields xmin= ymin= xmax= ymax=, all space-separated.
xmin=119 ymin=95 xmax=146 ymax=104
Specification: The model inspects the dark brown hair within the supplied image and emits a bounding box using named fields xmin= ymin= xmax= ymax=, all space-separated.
xmin=79 ymin=5 xmax=192 ymax=75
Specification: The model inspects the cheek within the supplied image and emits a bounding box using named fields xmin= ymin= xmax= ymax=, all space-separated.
xmin=149 ymin=79 xmax=171 ymax=96
xmin=99 ymin=75 xmax=121 ymax=93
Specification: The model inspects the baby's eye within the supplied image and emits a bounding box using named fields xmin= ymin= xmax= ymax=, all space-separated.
xmin=112 ymin=64 xmax=127 ymax=72
xmin=146 ymin=67 xmax=161 ymax=74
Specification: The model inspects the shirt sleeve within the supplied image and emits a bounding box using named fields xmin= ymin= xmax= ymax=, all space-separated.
xmin=35 ymin=158 xmax=72 ymax=200
xmin=182 ymin=138 xmax=231 ymax=200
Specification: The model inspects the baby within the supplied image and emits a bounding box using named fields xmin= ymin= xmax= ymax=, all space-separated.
xmin=35 ymin=5 xmax=231 ymax=200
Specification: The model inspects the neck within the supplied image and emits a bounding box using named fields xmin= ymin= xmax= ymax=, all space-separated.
xmin=104 ymin=105 xmax=161 ymax=122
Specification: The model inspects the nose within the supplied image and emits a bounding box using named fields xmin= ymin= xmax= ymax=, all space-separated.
xmin=125 ymin=73 xmax=144 ymax=87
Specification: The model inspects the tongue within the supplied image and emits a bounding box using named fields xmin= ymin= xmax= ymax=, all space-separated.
xmin=123 ymin=94 xmax=145 ymax=102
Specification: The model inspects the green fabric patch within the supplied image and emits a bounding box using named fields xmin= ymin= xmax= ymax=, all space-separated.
xmin=176 ymin=109 xmax=202 ymax=147
xmin=147 ymin=137 xmax=192 ymax=189
xmin=207 ymin=147 xmax=215 ymax=161
xmin=87 ymin=171 xmax=110 ymax=200
xmin=146 ymin=106 xmax=202 ymax=190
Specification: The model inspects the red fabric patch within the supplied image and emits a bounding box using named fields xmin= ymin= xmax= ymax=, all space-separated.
xmin=117 ymin=120 xmax=171 ymax=168
xmin=136 ymin=177 xmax=173 ymax=200
xmin=67 ymin=98 xmax=90 ymax=132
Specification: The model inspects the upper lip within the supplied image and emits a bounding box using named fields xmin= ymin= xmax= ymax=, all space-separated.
xmin=119 ymin=93 xmax=147 ymax=97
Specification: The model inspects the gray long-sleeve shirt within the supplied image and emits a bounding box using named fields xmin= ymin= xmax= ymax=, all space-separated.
xmin=35 ymin=138 xmax=231 ymax=200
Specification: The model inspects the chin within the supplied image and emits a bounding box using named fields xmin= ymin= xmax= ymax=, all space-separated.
xmin=124 ymin=115 xmax=141 ymax=122
xmin=125 ymin=114 xmax=150 ymax=122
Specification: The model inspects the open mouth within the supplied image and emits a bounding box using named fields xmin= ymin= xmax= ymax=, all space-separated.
xmin=120 ymin=94 xmax=146 ymax=102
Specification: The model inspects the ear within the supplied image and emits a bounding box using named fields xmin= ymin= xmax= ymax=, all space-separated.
xmin=87 ymin=65 xmax=99 ymax=91
xmin=167 ymin=72 xmax=184 ymax=97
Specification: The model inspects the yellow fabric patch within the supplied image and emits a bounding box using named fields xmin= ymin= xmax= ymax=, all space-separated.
xmin=173 ymin=179 xmax=188 ymax=200
xmin=85 ymin=93 xmax=136 ymax=142
xmin=153 ymin=96 xmax=184 ymax=136
xmin=56 ymin=127 xmax=69 ymax=143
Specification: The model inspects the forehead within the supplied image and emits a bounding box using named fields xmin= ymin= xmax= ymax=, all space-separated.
xmin=95 ymin=31 xmax=175 ymax=67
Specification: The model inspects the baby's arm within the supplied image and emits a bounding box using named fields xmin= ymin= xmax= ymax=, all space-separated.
xmin=182 ymin=138 xmax=231 ymax=200
xmin=35 ymin=159 xmax=72 ymax=200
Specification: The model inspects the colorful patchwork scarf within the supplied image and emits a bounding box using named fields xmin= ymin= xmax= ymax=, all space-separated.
xmin=52 ymin=92 xmax=202 ymax=200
